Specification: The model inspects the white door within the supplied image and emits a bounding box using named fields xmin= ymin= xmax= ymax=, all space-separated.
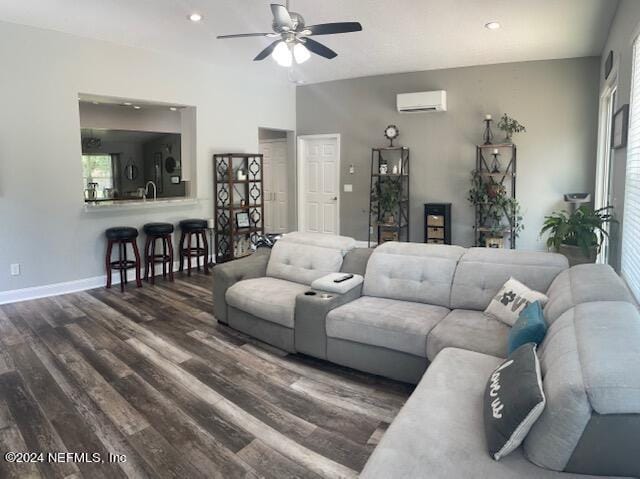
xmin=298 ymin=135 xmax=340 ymax=235
xmin=260 ymin=139 xmax=288 ymax=234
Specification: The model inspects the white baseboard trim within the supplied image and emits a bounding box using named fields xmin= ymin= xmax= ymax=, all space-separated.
xmin=0 ymin=256 xmax=213 ymax=305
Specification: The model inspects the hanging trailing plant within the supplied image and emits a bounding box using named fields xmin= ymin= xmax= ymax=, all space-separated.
xmin=468 ymin=171 xmax=523 ymax=238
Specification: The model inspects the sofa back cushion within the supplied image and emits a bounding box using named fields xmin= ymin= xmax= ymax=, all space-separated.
xmin=524 ymin=301 xmax=640 ymax=477
xmin=450 ymin=248 xmax=568 ymax=311
xmin=363 ymin=242 xmax=465 ymax=308
xmin=266 ymin=232 xmax=355 ymax=285
xmin=543 ymin=263 xmax=632 ymax=324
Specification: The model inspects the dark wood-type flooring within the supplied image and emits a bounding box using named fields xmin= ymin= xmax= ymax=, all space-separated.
xmin=0 ymin=272 xmax=412 ymax=479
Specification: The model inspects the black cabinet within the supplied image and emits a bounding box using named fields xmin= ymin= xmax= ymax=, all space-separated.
xmin=424 ymin=203 xmax=452 ymax=245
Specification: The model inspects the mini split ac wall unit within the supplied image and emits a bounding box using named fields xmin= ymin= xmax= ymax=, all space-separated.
xmin=397 ymin=90 xmax=447 ymax=113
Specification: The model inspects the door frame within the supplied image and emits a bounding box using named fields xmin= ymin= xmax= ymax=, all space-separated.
xmin=296 ymin=134 xmax=341 ymax=235
xmin=595 ymin=78 xmax=618 ymax=264
xmin=259 ymin=138 xmax=289 ymax=234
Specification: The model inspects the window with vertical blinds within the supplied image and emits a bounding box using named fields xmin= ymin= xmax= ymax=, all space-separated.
xmin=622 ymin=36 xmax=640 ymax=300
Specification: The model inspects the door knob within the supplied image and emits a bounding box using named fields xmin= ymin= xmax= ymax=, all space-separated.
xmin=332 ymin=197 xmax=337 ymax=201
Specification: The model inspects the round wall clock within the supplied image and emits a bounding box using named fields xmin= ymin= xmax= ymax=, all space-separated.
xmin=384 ymin=125 xmax=399 ymax=146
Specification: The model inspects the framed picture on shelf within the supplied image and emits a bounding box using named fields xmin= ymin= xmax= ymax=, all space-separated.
xmin=235 ymin=212 xmax=250 ymax=228
xmin=611 ymin=104 xmax=629 ymax=149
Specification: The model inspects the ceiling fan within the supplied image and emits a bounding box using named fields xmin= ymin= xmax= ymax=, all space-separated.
xmin=217 ymin=1 xmax=362 ymax=67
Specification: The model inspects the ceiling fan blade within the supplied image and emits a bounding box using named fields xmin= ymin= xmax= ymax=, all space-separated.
xmin=217 ymin=33 xmax=272 ymax=39
xmin=305 ymin=22 xmax=363 ymax=36
xmin=302 ymin=38 xmax=337 ymax=59
xmin=271 ymin=4 xmax=293 ymax=30
xmin=253 ymin=40 xmax=281 ymax=61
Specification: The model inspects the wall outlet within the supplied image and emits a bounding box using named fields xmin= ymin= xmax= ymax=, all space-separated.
xmin=344 ymin=184 xmax=353 ymax=192
xmin=10 ymin=264 xmax=20 ymax=276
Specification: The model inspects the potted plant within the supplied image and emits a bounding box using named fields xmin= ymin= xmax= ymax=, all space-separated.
xmin=372 ymin=179 xmax=402 ymax=225
xmin=497 ymin=114 xmax=526 ymax=143
xmin=539 ymin=206 xmax=616 ymax=266
xmin=468 ymin=172 xmax=523 ymax=246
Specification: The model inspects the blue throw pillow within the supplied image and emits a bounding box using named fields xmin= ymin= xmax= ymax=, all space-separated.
xmin=507 ymin=301 xmax=547 ymax=355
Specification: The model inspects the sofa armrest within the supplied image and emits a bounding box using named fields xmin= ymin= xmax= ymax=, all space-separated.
xmin=213 ymin=248 xmax=271 ymax=324
xmin=294 ymin=285 xmax=363 ymax=359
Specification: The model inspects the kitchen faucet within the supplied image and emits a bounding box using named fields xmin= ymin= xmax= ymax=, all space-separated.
xmin=144 ymin=181 xmax=157 ymax=201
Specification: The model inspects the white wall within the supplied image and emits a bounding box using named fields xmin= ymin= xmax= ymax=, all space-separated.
xmin=0 ymin=21 xmax=295 ymax=292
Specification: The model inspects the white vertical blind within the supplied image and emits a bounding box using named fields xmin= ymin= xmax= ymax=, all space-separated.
xmin=622 ymin=37 xmax=640 ymax=300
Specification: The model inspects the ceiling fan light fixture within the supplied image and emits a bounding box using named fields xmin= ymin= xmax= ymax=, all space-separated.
xmin=293 ymin=43 xmax=311 ymax=64
xmin=272 ymin=41 xmax=293 ymax=67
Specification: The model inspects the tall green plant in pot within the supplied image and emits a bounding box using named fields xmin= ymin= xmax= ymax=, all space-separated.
xmin=371 ymin=179 xmax=402 ymax=225
xmin=540 ymin=206 xmax=616 ymax=266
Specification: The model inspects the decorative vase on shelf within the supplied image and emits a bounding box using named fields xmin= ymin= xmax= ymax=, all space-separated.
xmin=504 ymin=131 xmax=513 ymax=143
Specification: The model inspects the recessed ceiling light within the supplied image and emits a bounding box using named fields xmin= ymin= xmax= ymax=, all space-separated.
xmin=169 ymin=107 xmax=178 ymax=111
xmin=485 ymin=22 xmax=501 ymax=30
xmin=189 ymin=13 xmax=202 ymax=22
xmin=123 ymin=102 xmax=132 ymax=106
xmin=92 ymin=101 xmax=100 ymax=105
xmin=133 ymin=105 xmax=141 ymax=110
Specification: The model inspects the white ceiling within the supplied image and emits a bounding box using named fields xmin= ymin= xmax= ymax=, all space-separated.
xmin=0 ymin=0 xmax=618 ymax=84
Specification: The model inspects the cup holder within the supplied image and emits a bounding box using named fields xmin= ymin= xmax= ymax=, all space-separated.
xmin=304 ymin=291 xmax=317 ymax=296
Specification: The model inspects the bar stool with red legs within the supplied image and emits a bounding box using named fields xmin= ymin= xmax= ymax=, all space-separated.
xmin=143 ymin=222 xmax=175 ymax=284
xmin=105 ymin=227 xmax=142 ymax=292
xmin=178 ymin=219 xmax=209 ymax=276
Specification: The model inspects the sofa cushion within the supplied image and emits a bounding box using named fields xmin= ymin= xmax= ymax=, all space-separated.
xmin=326 ymin=296 xmax=449 ymax=357
xmin=363 ymin=242 xmax=465 ymax=308
xmin=225 ymin=277 xmax=309 ymax=328
xmin=450 ymin=248 xmax=567 ymax=311
xmin=543 ymin=263 xmax=632 ymax=324
xmin=361 ymin=348 xmax=593 ymax=479
xmin=524 ymin=301 xmax=640 ymax=477
xmin=278 ymin=231 xmax=356 ymax=255
xmin=266 ymin=240 xmax=345 ymax=285
xmin=426 ymin=309 xmax=509 ymax=361
xmin=485 ymin=277 xmax=549 ymax=326
xmin=484 ymin=343 xmax=546 ymax=461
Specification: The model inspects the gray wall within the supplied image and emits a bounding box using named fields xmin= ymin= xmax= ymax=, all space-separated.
xmin=599 ymin=0 xmax=640 ymax=271
xmin=297 ymin=57 xmax=600 ymax=250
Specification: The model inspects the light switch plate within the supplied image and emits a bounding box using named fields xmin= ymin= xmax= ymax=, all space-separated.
xmin=344 ymin=184 xmax=353 ymax=192
xmin=10 ymin=264 xmax=20 ymax=276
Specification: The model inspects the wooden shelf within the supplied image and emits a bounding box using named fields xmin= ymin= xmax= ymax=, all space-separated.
xmin=477 ymin=171 xmax=515 ymax=178
xmin=213 ymin=153 xmax=264 ymax=263
xmin=476 ymin=226 xmax=513 ymax=233
xmin=221 ymin=204 xmax=263 ymax=210
xmin=477 ymin=143 xmax=516 ymax=149
xmin=372 ymin=173 xmax=409 ymax=177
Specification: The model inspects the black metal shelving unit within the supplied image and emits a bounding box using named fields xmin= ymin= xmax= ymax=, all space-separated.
xmin=213 ymin=153 xmax=264 ymax=263
xmin=473 ymin=144 xmax=517 ymax=249
xmin=368 ymin=147 xmax=410 ymax=247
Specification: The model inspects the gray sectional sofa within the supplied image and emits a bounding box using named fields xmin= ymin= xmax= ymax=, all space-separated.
xmin=213 ymin=232 xmax=640 ymax=478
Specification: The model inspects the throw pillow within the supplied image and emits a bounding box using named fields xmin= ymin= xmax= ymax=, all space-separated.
xmin=485 ymin=277 xmax=549 ymax=326
xmin=484 ymin=343 xmax=546 ymax=461
xmin=508 ymin=301 xmax=547 ymax=355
